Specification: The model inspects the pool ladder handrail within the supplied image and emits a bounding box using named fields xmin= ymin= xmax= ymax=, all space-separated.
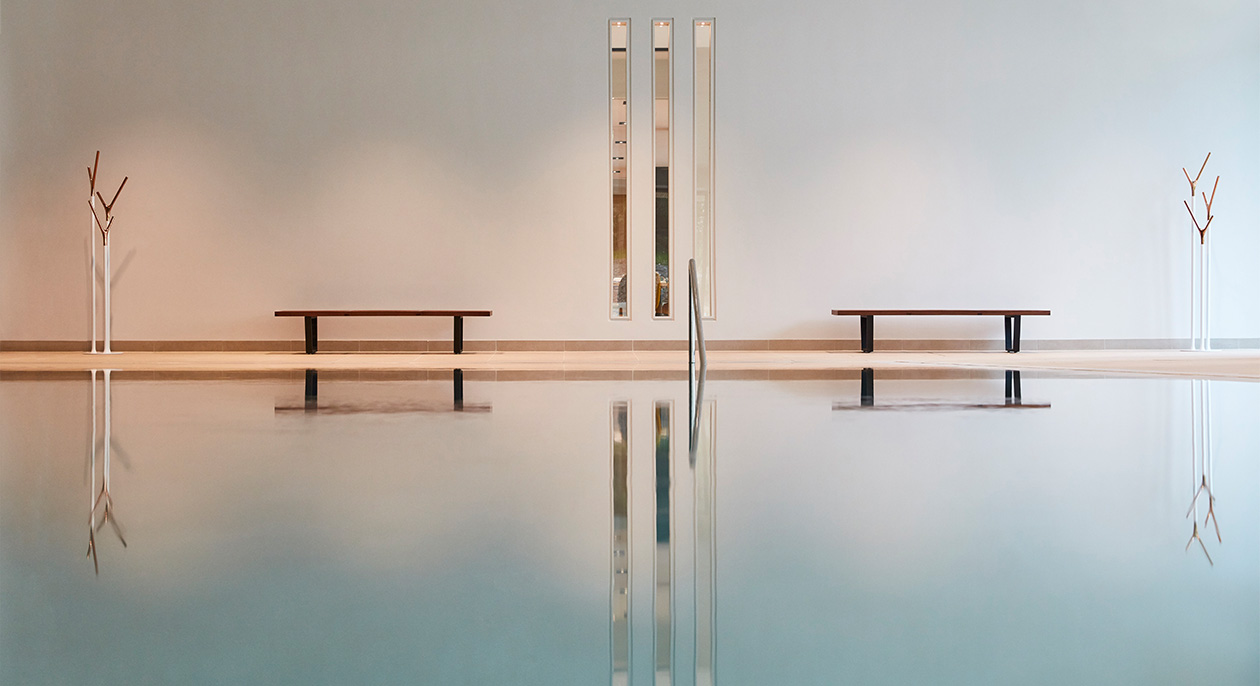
xmin=688 ymin=259 xmax=707 ymax=458
xmin=688 ymin=258 xmax=707 ymax=372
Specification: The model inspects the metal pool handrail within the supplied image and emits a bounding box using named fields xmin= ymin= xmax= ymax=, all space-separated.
xmin=688 ymin=258 xmax=707 ymax=459
xmin=688 ymin=258 xmax=707 ymax=372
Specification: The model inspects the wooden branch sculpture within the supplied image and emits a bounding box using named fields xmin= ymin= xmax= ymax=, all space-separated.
xmin=1182 ymin=174 xmax=1218 ymax=245
xmin=1181 ymin=152 xmax=1216 ymax=246
xmin=87 ymin=151 xmax=99 ymax=202
xmin=87 ymin=177 xmax=126 ymax=246
xmin=88 ymin=202 xmax=113 ymax=245
xmin=1181 ymin=152 xmax=1210 ymax=197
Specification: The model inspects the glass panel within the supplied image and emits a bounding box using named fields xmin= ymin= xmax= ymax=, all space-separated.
xmin=611 ymin=400 xmax=631 ymax=685
xmin=610 ymin=21 xmax=630 ymax=319
xmin=693 ymin=20 xmax=715 ymax=319
xmin=652 ymin=21 xmax=672 ymax=318
xmin=653 ymin=401 xmax=673 ymax=685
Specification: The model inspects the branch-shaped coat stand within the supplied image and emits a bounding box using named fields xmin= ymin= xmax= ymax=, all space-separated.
xmin=1185 ymin=377 xmax=1218 ymax=565
xmin=87 ymin=159 xmax=127 ymax=355
xmin=86 ymin=369 xmax=126 ymax=575
xmin=1181 ymin=154 xmax=1217 ymax=351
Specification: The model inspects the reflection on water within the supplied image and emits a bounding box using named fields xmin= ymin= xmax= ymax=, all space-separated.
xmin=693 ymin=392 xmax=716 ymax=686
xmin=616 ymin=380 xmax=714 ymax=686
xmin=1 ymin=372 xmax=1258 ymax=684
xmin=653 ymin=401 xmax=672 ymax=686
xmin=834 ymin=369 xmax=1050 ymax=411
xmin=611 ymin=401 xmax=631 ymax=686
xmin=1187 ymin=378 xmax=1221 ymax=564
xmin=276 ymin=369 xmax=490 ymax=414
xmin=86 ymin=370 xmax=127 ymax=574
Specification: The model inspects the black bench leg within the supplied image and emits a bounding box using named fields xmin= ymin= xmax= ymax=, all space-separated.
xmin=304 ymin=316 xmax=318 ymax=354
xmin=1005 ymin=315 xmax=1022 ymax=353
xmin=860 ymin=315 xmax=874 ymax=353
xmin=860 ymin=367 xmax=874 ymax=406
xmin=304 ymin=369 xmax=318 ymax=411
xmin=453 ymin=368 xmax=464 ymax=409
xmin=453 ymin=316 xmax=464 ymax=354
xmin=1005 ymin=370 xmax=1022 ymax=405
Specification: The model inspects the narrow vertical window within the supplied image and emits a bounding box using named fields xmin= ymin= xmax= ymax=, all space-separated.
xmin=610 ymin=20 xmax=631 ymax=319
xmin=653 ymin=401 xmax=673 ymax=684
xmin=693 ymin=20 xmax=715 ymax=319
xmin=652 ymin=20 xmax=673 ymax=318
xmin=611 ymin=400 xmax=631 ymax=685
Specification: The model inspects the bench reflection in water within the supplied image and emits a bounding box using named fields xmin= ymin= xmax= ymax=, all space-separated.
xmin=832 ymin=369 xmax=1051 ymax=411
xmin=274 ymin=369 xmax=491 ymax=414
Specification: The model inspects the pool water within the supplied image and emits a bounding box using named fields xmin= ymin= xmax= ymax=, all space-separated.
xmin=1 ymin=371 xmax=1257 ymax=685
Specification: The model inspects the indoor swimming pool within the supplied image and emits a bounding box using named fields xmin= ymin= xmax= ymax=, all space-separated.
xmin=1 ymin=370 xmax=1257 ymax=685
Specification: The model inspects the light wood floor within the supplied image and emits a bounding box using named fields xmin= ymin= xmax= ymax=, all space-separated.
xmin=1 ymin=349 xmax=1257 ymax=381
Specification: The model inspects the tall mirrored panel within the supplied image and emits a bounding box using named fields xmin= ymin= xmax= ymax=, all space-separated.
xmin=610 ymin=20 xmax=631 ymax=319
xmin=693 ymin=20 xmax=715 ymax=319
xmin=653 ymin=20 xmax=673 ymax=318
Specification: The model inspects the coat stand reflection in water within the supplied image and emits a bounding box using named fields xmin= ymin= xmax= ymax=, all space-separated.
xmin=86 ymin=370 xmax=127 ymax=575
xmin=1186 ymin=378 xmax=1220 ymax=564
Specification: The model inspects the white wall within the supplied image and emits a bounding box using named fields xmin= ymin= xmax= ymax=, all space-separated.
xmin=2 ymin=0 xmax=1257 ymax=343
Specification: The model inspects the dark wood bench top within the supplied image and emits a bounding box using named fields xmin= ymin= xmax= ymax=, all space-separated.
xmin=831 ymin=309 xmax=1049 ymax=316
xmin=276 ymin=310 xmax=492 ymax=317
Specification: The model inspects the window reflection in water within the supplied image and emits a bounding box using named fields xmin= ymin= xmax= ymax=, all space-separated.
xmin=654 ymin=401 xmax=672 ymax=685
xmin=692 ymin=394 xmax=716 ymax=686
xmin=611 ymin=400 xmax=631 ymax=685
xmin=612 ymin=392 xmax=712 ymax=686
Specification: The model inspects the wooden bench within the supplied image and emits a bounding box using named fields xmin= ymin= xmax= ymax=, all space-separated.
xmin=275 ymin=310 xmax=492 ymax=354
xmin=830 ymin=309 xmax=1050 ymax=353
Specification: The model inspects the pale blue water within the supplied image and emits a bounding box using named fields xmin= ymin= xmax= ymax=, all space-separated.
xmin=1 ymin=371 xmax=1257 ymax=685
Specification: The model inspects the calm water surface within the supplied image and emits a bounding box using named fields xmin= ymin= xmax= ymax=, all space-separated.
xmin=1 ymin=371 xmax=1257 ymax=685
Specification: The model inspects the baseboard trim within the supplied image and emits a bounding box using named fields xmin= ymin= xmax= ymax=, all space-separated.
xmin=3 ymin=338 xmax=1258 ymax=352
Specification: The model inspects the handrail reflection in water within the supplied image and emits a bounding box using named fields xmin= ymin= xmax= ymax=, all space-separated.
xmin=688 ymin=258 xmax=707 ymax=386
